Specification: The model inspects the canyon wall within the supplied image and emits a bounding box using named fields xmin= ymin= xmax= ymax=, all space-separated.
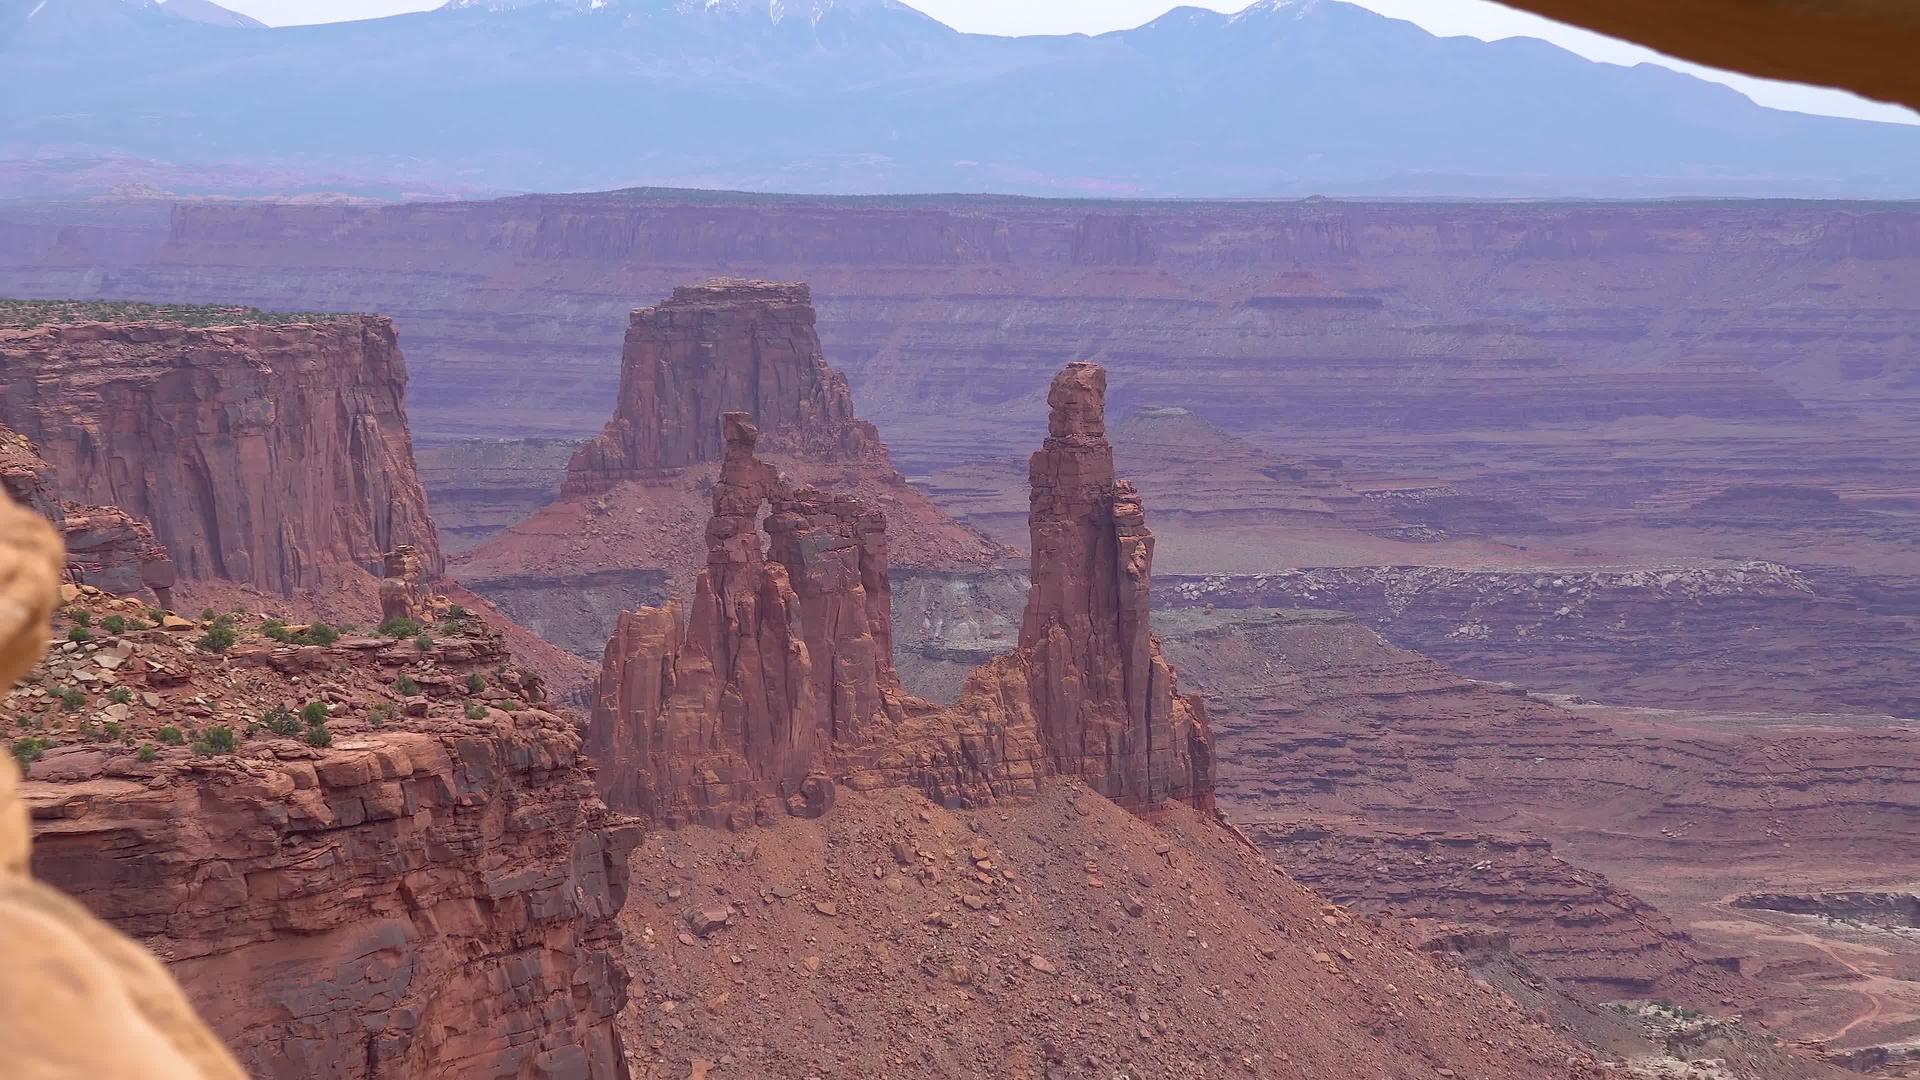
xmin=590 ymin=363 xmax=1212 ymax=825
xmin=1 ymin=421 xmax=177 ymax=602
xmin=20 ymin=588 xmax=636 ymax=1079
xmin=6 ymin=193 xmax=1912 ymax=455
xmin=0 ymin=314 xmax=442 ymax=598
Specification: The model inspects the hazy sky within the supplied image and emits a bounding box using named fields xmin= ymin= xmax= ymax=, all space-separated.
xmin=203 ymin=0 xmax=1919 ymax=126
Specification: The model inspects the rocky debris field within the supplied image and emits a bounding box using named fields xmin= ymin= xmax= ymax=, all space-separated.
xmin=11 ymin=582 xmax=547 ymax=778
xmin=616 ymin=783 xmax=1610 ymax=1080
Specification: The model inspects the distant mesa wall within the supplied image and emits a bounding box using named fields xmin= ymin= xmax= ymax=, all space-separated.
xmin=0 ymin=315 xmax=442 ymax=596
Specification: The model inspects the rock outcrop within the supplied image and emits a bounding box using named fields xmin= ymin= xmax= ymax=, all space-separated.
xmin=0 ymin=494 xmax=246 ymax=1080
xmin=590 ymin=363 xmax=1213 ymax=825
xmin=21 ymin=587 xmax=637 ymax=1079
xmin=588 ymin=413 xmax=906 ymax=824
xmin=455 ymin=281 xmax=1005 ymax=661
xmin=2 ymin=421 xmax=176 ymax=603
xmin=377 ymin=544 xmax=430 ymax=624
xmin=0 ymin=313 xmax=442 ymax=598
xmin=564 ymin=280 xmax=886 ymax=493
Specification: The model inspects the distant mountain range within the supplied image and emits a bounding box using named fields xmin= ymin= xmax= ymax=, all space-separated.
xmin=4 ymin=0 xmax=1920 ymax=199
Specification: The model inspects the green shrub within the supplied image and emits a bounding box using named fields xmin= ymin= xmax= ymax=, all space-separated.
xmin=107 ymin=687 xmax=132 ymax=705
xmin=67 ymin=608 xmax=91 ymax=627
xmin=305 ymin=724 xmax=332 ymax=749
xmin=261 ymin=619 xmax=292 ymax=642
xmin=395 ymin=675 xmax=420 ymax=697
xmin=102 ymin=721 xmax=123 ymax=741
xmin=464 ymin=702 xmax=489 ymax=720
xmin=446 ymin=604 xmax=468 ymax=619
xmin=196 ymin=726 xmax=237 ymax=754
xmin=262 ymin=704 xmax=302 ymax=737
xmin=465 ymin=672 xmax=485 ymax=694
xmin=136 ymin=744 xmax=158 ymax=763
xmin=299 ymin=622 xmax=339 ymax=647
xmin=101 ymin=614 xmax=126 ymax=635
xmin=11 ymin=736 xmax=50 ymax=766
xmin=413 ymin=634 xmax=433 ymax=653
xmin=126 ymin=617 xmax=151 ymax=631
xmin=156 ymin=725 xmax=184 ymax=746
xmin=200 ymin=608 xmax=217 ymax=622
xmin=196 ymin=624 xmax=238 ymax=653
xmin=55 ymin=687 xmax=86 ymax=712
xmin=377 ymin=617 xmax=422 ymax=639
xmin=146 ymin=607 xmax=166 ymax=623
xmin=300 ymin=701 xmax=329 ymax=727
xmin=67 ymin=625 xmax=92 ymax=643
xmin=368 ymin=704 xmax=392 ymax=728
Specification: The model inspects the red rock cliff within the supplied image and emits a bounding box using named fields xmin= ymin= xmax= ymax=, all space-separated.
xmin=587 ymin=413 xmax=910 ymax=824
xmin=564 ymin=279 xmax=887 ymax=493
xmin=21 ymin=592 xmax=636 ymax=1079
xmin=1 ymin=421 xmax=176 ymax=603
xmin=590 ymin=364 xmax=1213 ymax=823
xmin=1018 ymin=362 xmax=1213 ymax=811
xmin=0 ymin=316 xmax=442 ymax=596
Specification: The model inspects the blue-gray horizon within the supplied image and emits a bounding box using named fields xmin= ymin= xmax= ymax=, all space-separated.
xmin=190 ymin=0 xmax=1919 ymax=127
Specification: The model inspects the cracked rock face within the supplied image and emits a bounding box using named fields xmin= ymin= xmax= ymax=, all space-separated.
xmin=1017 ymin=362 xmax=1214 ymax=812
xmin=1 ymin=422 xmax=176 ymax=604
xmin=0 ymin=316 xmax=441 ymax=596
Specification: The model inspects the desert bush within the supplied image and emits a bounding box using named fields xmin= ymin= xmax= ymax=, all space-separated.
xmin=11 ymin=736 xmax=49 ymax=765
xmin=196 ymin=624 xmax=238 ymax=653
xmin=262 ymin=705 xmax=302 ymax=737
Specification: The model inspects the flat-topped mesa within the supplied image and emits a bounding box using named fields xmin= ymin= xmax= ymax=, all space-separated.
xmin=1021 ymin=362 xmax=1214 ymax=811
xmin=563 ymin=279 xmax=888 ymax=494
xmin=0 ymin=315 xmax=441 ymax=597
xmin=587 ymin=413 xmax=906 ymax=825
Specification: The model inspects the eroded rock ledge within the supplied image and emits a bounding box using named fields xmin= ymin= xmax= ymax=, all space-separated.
xmin=19 ymin=587 xmax=637 ymax=1079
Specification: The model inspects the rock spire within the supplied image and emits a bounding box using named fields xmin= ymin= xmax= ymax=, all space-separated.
xmin=589 ymin=360 xmax=1213 ymax=824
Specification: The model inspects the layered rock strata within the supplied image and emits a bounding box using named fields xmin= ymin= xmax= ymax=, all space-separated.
xmin=564 ymin=280 xmax=886 ymax=493
xmin=587 ymin=413 xmax=909 ymax=823
xmin=0 ymin=500 xmax=246 ymax=1080
xmin=0 ymin=314 xmax=442 ymax=596
xmin=1020 ymin=363 xmax=1213 ymax=811
xmin=21 ymin=587 xmax=637 ymax=1079
xmin=590 ymin=363 xmax=1213 ymax=826
xmin=2 ymin=422 xmax=176 ymax=603
xmin=1159 ymin=606 xmax=1920 ymax=1025
xmin=455 ymin=281 xmax=1004 ymax=660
